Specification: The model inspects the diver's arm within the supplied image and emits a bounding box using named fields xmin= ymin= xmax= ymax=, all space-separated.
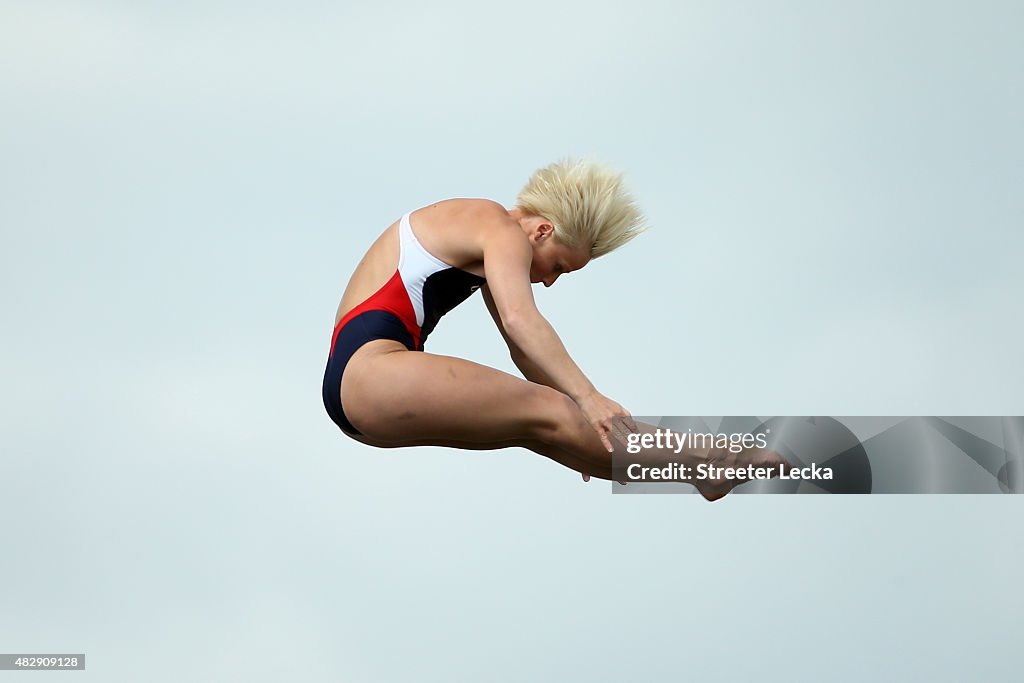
xmin=481 ymin=284 xmax=562 ymax=391
xmin=479 ymin=227 xmax=596 ymax=401
xmin=477 ymin=220 xmax=630 ymax=451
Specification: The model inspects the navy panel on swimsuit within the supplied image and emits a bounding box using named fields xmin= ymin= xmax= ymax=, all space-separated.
xmin=322 ymin=310 xmax=416 ymax=436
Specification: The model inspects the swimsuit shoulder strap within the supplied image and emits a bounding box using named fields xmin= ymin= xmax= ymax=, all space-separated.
xmin=400 ymin=212 xmax=449 ymax=270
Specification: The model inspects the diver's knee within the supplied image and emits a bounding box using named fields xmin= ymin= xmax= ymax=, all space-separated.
xmin=528 ymin=389 xmax=581 ymax=446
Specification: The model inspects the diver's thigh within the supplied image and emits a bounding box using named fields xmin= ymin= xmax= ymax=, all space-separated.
xmin=341 ymin=349 xmax=572 ymax=444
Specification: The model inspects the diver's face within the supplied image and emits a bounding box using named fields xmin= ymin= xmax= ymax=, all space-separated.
xmin=529 ymin=230 xmax=591 ymax=288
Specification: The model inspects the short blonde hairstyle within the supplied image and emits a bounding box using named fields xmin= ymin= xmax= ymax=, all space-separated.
xmin=515 ymin=158 xmax=646 ymax=258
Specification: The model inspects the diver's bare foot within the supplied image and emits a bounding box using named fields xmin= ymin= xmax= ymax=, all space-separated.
xmin=694 ymin=447 xmax=790 ymax=502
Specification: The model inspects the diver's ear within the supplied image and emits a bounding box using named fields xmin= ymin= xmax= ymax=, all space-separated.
xmin=535 ymin=220 xmax=555 ymax=241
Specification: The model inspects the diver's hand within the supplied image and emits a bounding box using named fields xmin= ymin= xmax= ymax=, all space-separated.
xmin=575 ymin=391 xmax=636 ymax=453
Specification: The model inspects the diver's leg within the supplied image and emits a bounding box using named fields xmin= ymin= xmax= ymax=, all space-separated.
xmin=342 ymin=345 xmax=586 ymax=444
xmin=341 ymin=343 xmax=624 ymax=470
xmin=340 ymin=343 xmax=786 ymax=499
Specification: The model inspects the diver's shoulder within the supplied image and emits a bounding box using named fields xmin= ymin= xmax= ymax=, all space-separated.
xmin=415 ymin=198 xmax=517 ymax=230
xmin=431 ymin=197 xmax=511 ymax=218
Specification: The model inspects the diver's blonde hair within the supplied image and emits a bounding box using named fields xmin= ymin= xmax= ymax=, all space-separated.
xmin=515 ymin=158 xmax=646 ymax=258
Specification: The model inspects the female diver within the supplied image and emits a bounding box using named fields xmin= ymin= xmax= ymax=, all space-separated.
xmin=322 ymin=159 xmax=785 ymax=500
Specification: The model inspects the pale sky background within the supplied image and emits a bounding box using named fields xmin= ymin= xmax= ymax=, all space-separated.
xmin=2 ymin=1 xmax=1022 ymax=681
